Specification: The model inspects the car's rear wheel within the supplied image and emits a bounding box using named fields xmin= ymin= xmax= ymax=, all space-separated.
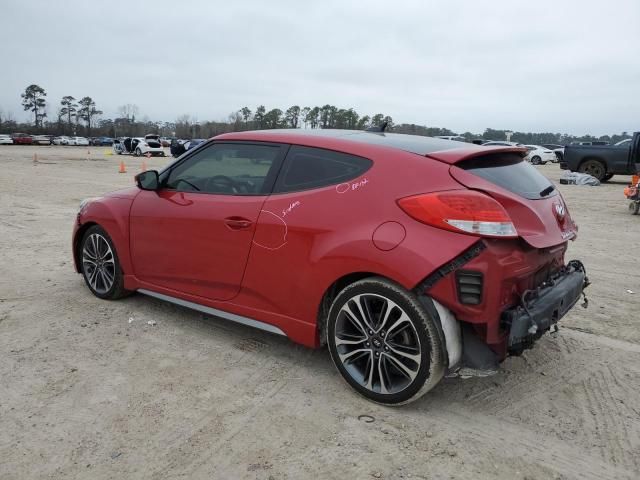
xmin=327 ymin=277 xmax=445 ymax=405
xmin=579 ymin=159 xmax=606 ymax=181
xmin=531 ymin=155 xmax=541 ymax=165
xmin=80 ymin=225 xmax=129 ymax=300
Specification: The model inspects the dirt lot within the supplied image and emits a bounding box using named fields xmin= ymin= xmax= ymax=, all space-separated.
xmin=1 ymin=145 xmax=639 ymax=480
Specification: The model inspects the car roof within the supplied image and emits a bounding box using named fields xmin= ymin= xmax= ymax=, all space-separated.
xmin=215 ymin=128 xmax=491 ymax=157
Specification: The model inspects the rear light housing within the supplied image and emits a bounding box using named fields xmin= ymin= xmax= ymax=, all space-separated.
xmin=397 ymin=190 xmax=517 ymax=238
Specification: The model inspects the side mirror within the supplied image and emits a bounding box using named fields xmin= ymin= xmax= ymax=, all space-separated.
xmin=136 ymin=170 xmax=160 ymax=191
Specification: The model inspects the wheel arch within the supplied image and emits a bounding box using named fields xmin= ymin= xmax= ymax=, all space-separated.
xmin=73 ymin=221 xmax=98 ymax=272
xmin=316 ymin=271 xmax=393 ymax=346
xmin=578 ymin=156 xmax=607 ymax=172
xmin=74 ymin=198 xmax=135 ymax=276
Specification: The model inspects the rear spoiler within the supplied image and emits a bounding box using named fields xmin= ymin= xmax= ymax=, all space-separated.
xmin=426 ymin=146 xmax=528 ymax=165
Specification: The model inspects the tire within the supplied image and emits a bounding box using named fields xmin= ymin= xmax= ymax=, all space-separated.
xmin=531 ymin=156 xmax=541 ymax=165
xmin=630 ymin=202 xmax=640 ymax=215
xmin=134 ymin=148 xmax=142 ymax=157
xmin=602 ymin=173 xmax=614 ymax=182
xmin=578 ymin=159 xmax=606 ymax=181
xmin=80 ymin=225 xmax=129 ymax=300
xmin=327 ymin=277 xmax=446 ymax=405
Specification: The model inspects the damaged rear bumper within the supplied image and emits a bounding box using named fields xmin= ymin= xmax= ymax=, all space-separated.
xmin=501 ymin=260 xmax=589 ymax=355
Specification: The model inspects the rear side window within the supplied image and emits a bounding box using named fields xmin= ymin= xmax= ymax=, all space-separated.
xmin=460 ymin=154 xmax=557 ymax=200
xmin=274 ymin=146 xmax=372 ymax=193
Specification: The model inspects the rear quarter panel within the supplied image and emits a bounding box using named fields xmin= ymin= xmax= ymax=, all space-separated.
xmin=236 ymin=147 xmax=479 ymax=346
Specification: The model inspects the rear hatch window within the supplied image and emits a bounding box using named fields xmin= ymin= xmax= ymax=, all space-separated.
xmin=459 ymin=154 xmax=556 ymax=200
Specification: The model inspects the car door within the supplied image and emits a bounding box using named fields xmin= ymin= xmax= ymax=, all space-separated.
xmin=129 ymin=141 xmax=287 ymax=301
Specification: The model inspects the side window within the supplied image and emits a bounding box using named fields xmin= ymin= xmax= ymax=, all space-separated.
xmin=166 ymin=143 xmax=282 ymax=195
xmin=274 ymin=146 xmax=372 ymax=193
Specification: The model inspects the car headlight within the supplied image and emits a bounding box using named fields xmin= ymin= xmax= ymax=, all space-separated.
xmin=79 ymin=197 xmax=101 ymax=211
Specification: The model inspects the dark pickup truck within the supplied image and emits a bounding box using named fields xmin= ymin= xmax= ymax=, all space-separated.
xmin=561 ymin=132 xmax=640 ymax=181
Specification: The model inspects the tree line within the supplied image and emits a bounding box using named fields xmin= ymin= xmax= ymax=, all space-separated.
xmin=0 ymin=83 xmax=632 ymax=146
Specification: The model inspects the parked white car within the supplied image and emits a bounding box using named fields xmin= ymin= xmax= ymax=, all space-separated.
xmin=32 ymin=135 xmax=52 ymax=145
xmin=53 ymin=136 xmax=70 ymax=145
xmin=69 ymin=136 xmax=90 ymax=146
xmin=113 ymin=134 xmax=165 ymax=157
xmin=524 ymin=145 xmax=556 ymax=165
xmin=435 ymin=135 xmax=467 ymax=142
xmin=0 ymin=134 xmax=13 ymax=145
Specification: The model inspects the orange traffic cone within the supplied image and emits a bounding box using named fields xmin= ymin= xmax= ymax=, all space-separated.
xmin=141 ymin=160 xmax=148 ymax=172
xmin=118 ymin=160 xmax=126 ymax=173
xmin=33 ymin=153 xmax=39 ymax=164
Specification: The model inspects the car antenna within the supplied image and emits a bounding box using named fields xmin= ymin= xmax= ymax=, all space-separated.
xmin=366 ymin=121 xmax=388 ymax=133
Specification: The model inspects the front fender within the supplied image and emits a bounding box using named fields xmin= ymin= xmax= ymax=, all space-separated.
xmin=73 ymin=197 xmax=134 ymax=274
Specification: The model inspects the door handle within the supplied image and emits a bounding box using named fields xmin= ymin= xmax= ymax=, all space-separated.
xmin=224 ymin=217 xmax=253 ymax=230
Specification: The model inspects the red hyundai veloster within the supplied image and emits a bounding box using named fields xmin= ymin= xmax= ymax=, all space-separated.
xmin=73 ymin=129 xmax=589 ymax=404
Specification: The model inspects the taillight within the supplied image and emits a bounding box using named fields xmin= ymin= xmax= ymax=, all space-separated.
xmin=397 ymin=190 xmax=517 ymax=238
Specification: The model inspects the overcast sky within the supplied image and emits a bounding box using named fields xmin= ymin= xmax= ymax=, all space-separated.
xmin=2 ymin=0 xmax=639 ymax=135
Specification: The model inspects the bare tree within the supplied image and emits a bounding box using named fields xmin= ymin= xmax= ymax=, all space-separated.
xmin=117 ymin=104 xmax=139 ymax=122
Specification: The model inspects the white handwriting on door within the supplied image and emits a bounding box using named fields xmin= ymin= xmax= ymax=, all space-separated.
xmin=282 ymin=200 xmax=301 ymax=218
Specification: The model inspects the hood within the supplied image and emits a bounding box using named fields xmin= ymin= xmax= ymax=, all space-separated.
xmin=104 ymin=187 xmax=141 ymax=200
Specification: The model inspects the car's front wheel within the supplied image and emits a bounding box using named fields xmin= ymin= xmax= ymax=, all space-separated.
xmin=134 ymin=148 xmax=142 ymax=157
xmin=327 ymin=277 xmax=445 ymax=405
xmin=80 ymin=225 xmax=129 ymax=300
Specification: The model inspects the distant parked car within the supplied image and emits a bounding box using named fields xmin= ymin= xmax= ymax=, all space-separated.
xmin=32 ymin=135 xmax=53 ymax=145
xmin=523 ymin=145 xmax=556 ymax=165
xmin=482 ymin=141 xmax=525 ymax=147
xmin=561 ymin=132 xmax=640 ymax=181
xmin=572 ymin=141 xmax=610 ymax=146
xmin=53 ymin=136 xmax=70 ymax=145
xmin=160 ymin=137 xmax=173 ymax=147
xmin=540 ymin=144 xmax=566 ymax=162
xmin=91 ymin=136 xmax=114 ymax=146
xmin=11 ymin=133 xmax=33 ymax=145
xmin=113 ymin=134 xmax=165 ymax=156
xmin=0 ymin=134 xmax=14 ymax=145
xmin=541 ymin=144 xmax=564 ymax=151
xmin=68 ymin=136 xmax=90 ymax=146
xmin=435 ymin=135 xmax=467 ymax=142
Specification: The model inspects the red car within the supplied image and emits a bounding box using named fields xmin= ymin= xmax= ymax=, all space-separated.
xmin=11 ymin=133 xmax=34 ymax=145
xmin=72 ymin=129 xmax=589 ymax=404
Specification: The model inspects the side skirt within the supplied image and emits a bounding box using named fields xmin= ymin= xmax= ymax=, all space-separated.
xmin=137 ymin=289 xmax=287 ymax=337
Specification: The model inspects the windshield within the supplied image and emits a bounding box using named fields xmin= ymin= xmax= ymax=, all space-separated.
xmin=615 ymin=139 xmax=631 ymax=146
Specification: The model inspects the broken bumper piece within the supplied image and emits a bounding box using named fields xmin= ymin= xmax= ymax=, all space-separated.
xmin=502 ymin=260 xmax=589 ymax=355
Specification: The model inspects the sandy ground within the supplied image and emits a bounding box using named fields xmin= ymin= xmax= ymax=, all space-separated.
xmin=1 ymin=145 xmax=639 ymax=480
